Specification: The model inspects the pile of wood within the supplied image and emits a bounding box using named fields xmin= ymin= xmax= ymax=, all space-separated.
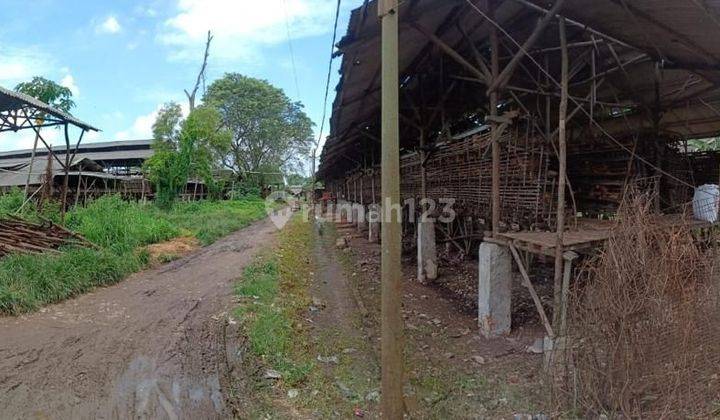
xmin=0 ymin=215 xmax=95 ymax=257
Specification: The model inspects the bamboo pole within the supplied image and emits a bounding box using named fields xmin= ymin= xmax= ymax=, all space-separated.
xmin=60 ymin=124 xmax=71 ymax=223
xmin=552 ymin=17 xmax=568 ymax=333
xmin=74 ymin=170 xmax=82 ymax=206
xmin=379 ymin=0 xmax=404 ymax=417
xmin=23 ymin=130 xmax=41 ymax=198
xmin=509 ymin=243 xmax=554 ymax=337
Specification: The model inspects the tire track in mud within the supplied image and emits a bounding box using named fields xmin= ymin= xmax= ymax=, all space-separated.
xmin=0 ymin=215 xmax=287 ymax=419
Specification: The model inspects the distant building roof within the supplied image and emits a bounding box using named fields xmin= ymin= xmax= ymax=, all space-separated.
xmin=0 ymin=156 xmax=101 ymax=188
xmin=0 ymin=139 xmax=155 ymax=188
xmin=0 ymin=139 xmax=154 ymax=168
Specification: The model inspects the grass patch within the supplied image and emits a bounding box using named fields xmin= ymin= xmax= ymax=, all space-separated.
xmin=0 ymin=192 xmax=269 ymax=315
xmin=153 ymin=198 xmax=268 ymax=245
xmin=234 ymin=216 xmax=314 ymax=388
xmin=233 ymin=216 xmax=383 ymax=418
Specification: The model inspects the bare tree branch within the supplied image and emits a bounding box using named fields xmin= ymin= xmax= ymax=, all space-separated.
xmin=185 ymin=30 xmax=214 ymax=111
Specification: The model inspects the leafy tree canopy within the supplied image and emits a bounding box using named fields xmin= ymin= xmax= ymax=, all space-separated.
xmin=15 ymin=76 xmax=75 ymax=115
xmin=203 ymin=73 xmax=314 ymax=179
xmin=144 ymin=102 xmax=231 ymax=207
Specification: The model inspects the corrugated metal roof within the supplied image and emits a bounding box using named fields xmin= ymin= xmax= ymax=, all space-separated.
xmin=0 ymin=86 xmax=98 ymax=132
xmin=0 ymin=140 xmax=154 ymax=168
xmin=0 ymin=156 xmax=102 ymax=187
xmin=318 ymin=0 xmax=720 ymax=179
xmin=0 ymin=139 xmax=152 ymax=158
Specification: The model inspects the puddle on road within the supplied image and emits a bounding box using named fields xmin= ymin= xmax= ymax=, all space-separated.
xmin=111 ymin=356 xmax=224 ymax=418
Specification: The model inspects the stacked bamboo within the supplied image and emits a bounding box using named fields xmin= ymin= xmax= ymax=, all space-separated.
xmin=0 ymin=215 xmax=94 ymax=257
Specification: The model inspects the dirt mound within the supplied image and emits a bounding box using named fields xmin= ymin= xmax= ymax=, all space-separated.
xmin=146 ymin=236 xmax=200 ymax=265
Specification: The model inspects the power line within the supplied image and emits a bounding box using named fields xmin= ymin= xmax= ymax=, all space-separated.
xmin=281 ymin=0 xmax=301 ymax=100
xmin=316 ymin=0 xmax=342 ymax=151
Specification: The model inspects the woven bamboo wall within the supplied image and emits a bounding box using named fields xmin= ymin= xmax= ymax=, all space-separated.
xmin=327 ymin=127 xmax=556 ymax=229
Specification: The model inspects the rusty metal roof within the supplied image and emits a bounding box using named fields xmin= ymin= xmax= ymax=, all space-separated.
xmin=319 ymin=0 xmax=720 ymax=179
xmin=0 ymin=85 xmax=99 ymax=133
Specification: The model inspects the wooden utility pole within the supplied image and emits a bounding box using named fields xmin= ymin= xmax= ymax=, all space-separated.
xmin=489 ymin=0 xmax=501 ymax=235
xmin=552 ymin=17 xmax=569 ymax=333
xmin=379 ymin=0 xmax=404 ymax=417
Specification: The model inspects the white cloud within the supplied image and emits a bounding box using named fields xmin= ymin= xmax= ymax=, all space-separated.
xmin=97 ymin=16 xmax=122 ymax=34
xmin=115 ymin=102 xmax=189 ymax=140
xmin=159 ymin=0 xmax=337 ymax=62
xmin=0 ymin=46 xmax=53 ymax=87
xmin=0 ymin=128 xmax=61 ymax=152
xmin=135 ymin=5 xmax=158 ymax=17
xmin=60 ymin=74 xmax=80 ymax=97
xmin=115 ymin=107 xmax=160 ymax=140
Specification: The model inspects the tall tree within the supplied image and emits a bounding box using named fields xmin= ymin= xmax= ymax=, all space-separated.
xmin=203 ymin=73 xmax=314 ymax=183
xmin=144 ymin=102 xmax=230 ymax=207
xmin=15 ymin=77 xmax=75 ymax=198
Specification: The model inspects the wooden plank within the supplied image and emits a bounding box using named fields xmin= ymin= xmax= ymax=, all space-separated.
xmin=509 ymin=243 xmax=554 ymax=338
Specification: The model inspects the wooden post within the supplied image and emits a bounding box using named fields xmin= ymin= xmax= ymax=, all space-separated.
xmin=552 ymin=17 xmax=569 ymax=333
xmin=509 ymin=244 xmax=554 ymax=337
xmin=653 ymin=61 xmax=663 ymax=211
xmin=419 ymin=127 xmax=427 ymax=204
xmin=559 ymin=251 xmax=577 ymax=337
xmin=60 ymin=124 xmax=71 ymax=223
xmin=379 ymin=0 xmax=404 ymax=417
xmin=74 ymin=170 xmax=82 ymax=206
xmin=24 ymin=130 xmax=41 ymax=198
xmin=489 ymin=1 xmax=501 ymax=235
xmin=360 ymin=173 xmax=364 ymax=206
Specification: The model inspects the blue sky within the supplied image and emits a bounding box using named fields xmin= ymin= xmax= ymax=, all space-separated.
xmin=0 ymin=0 xmax=359 ymax=163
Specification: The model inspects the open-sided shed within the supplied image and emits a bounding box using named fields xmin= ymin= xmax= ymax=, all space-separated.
xmin=318 ymin=0 xmax=720 ymax=338
xmin=0 ymin=85 xmax=98 ymax=215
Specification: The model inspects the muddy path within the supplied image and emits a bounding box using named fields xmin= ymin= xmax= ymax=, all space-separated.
xmin=0 ymin=215 xmax=285 ymax=420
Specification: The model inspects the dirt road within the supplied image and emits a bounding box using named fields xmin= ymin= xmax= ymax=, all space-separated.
xmin=0 ymin=216 xmax=283 ymax=420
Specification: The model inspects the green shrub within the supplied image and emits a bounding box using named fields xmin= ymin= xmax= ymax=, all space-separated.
xmin=67 ymin=195 xmax=179 ymax=251
xmin=0 ymin=188 xmax=29 ymax=215
xmin=0 ymin=248 xmax=147 ymax=314
xmin=0 ymin=195 xmax=269 ymax=315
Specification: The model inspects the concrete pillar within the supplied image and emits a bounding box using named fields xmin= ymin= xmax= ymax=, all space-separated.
xmin=417 ymin=219 xmax=437 ymax=283
xmin=478 ymin=242 xmax=512 ymax=337
xmin=368 ymin=204 xmax=380 ymax=243
xmin=357 ymin=205 xmax=367 ymax=231
xmin=351 ymin=204 xmax=358 ymax=225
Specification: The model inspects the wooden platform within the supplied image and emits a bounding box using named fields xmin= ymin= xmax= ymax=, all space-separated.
xmin=491 ymin=214 xmax=711 ymax=256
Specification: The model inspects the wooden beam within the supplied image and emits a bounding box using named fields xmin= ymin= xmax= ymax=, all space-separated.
xmin=490 ymin=0 xmax=565 ymax=92
xmin=509 ymin=243 xmax=554 ymax=337
xmin=411 ymin=22 xmax=488 ymax=84
xmin=552 ymin=17 xmax=569 ymax=334
xmin=510 ymin=0 xmax=638 ymax=50
xmin=457 ymin=22 xmax=492 ymax=80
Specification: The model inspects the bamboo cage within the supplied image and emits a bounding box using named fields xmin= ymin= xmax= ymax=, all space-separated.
xmin=329 ymin=123 xmax=557 ymax=230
